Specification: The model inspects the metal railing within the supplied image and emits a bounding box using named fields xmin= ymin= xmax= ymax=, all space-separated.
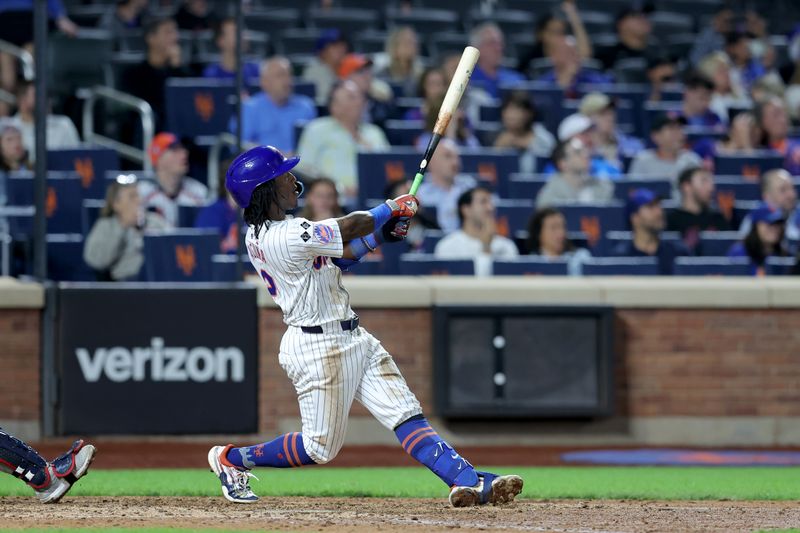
xmin=0 ymin=205 xmax=35 ymax=277
xmin=82 ymin=85 xmax=154 ymax=171
xmin=0 ymin=39 xmax=34 ymax=81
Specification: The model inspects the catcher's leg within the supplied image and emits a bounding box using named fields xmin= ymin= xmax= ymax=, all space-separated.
xmin=0 ymin=428 xmax=95 ymax=504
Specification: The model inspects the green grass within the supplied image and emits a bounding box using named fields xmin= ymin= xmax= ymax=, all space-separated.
xmin=1 ymin=467 xmax=798 ymax=500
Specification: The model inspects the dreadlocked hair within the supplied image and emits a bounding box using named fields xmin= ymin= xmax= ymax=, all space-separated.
xmin=244 ymin=180 xmax=281 ymax=237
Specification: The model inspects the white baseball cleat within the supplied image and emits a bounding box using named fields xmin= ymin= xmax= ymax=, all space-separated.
xmin=208 ymin=445 xmax=259 ymax=504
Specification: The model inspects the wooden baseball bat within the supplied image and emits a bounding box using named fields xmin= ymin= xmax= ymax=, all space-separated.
xmin=409 ymin=46 xmax=480 ymax=196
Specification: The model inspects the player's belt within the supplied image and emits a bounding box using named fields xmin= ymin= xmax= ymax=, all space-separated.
xmin=301 ymin=315 xmax=359 ymax=334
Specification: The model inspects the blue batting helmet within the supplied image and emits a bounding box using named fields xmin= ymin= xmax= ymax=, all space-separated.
xmin=225 ymin=145 xmax=300 ymax=208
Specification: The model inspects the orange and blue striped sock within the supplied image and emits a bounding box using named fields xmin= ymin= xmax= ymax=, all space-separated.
xmin=225 ymin=433 xmax=315 ymax=469
xmin=394 ymin=415 xmax=478 ymax=487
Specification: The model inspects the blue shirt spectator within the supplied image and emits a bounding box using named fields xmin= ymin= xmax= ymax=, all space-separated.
xmin=234 ymin=57 xmax=317 ymax=154
xmin=203 ymin=61 xmax=259 ymax=81
xmin=202 ymin=18 xmax=260 ymax=82
xmin=195 ymin=196 xmax=239 ymax=254
xmin=468 ymin=23 xmax=526 ymax=99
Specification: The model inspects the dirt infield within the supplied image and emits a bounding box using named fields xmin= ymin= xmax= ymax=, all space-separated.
xmin=2 ymin=496 xmax=798 ymax=532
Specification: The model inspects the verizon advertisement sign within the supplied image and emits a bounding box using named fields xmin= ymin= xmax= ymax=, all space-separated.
xmin=56 ymin=286 xmax=258 ymax=434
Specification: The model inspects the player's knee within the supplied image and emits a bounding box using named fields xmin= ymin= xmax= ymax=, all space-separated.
xmin=303 ymin=435 xmax=342 ymax=465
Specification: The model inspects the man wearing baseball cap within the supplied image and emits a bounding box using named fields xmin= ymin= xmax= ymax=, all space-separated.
xmin=337 ymin=53 xmax=394 ymax=127
xmin=545 ymin=112 xmax=622 ymax=180
xmin=628 ymin=112 xmax=702 ymax=186
xmin=302 ymin=28 xmax=349 ymax=105
xmin=610 ymin=188 xmax=689 ymax=275
xmin=138 ymin=132 xmax=209 ymax=227
xmin=579 ymin=92 xmax=644 ymax=165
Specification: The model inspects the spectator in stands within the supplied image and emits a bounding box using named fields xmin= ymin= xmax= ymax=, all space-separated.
xmin=434 ymin=185 xmax=519 ymax=276
xmin=517 ymin=2 xmax=593 ymax=74
xmin=493 ymin=90 xmax=556 ymax=173
xmin=537 ymin=138 xmax=614 ymax=209
xmin=202 ymin=17 xmax=259 ymax=80
xmin=121 ymin=17 xmax=189 ymax=131
xmin=728 ymin=202 xmax=788 ymax=275
xmin=526 ymin=207 xmax=591 ymax=276
xmin=596 ymin=6 xmax=655 ymax=71
xmin=139 ymin=132 xmax=208 ymax=228
xmin=403 ymin=67 xmax=446 ymax=121
xmin=536 ymin=36 xmax=610 ymax=96
xmin=646 ymin=55 xmax=678 ymax=102
xmin=689 ymin=5 xmax=735 ymax=66
xmin=374 ymin=26 xmax=424 ymax=98
xmin=698 ymin=52 xmax=752 ymax=124
xmin=681 ymin=72 xmax=725 ymax=130
xmin=0 ymin=122 xmax=30 ymax=172
xmin=716 ymin=111 xmax=760 ymax=154
xmin=782 ymin=26 xmax=800 ymax=121
xmin=725 ymin=31 xmax=767 ymax=93
xmin=295 ymin=81 xmax=389 ymax=202
xmin=98 ymin=0 xmax=149 ymax=33
xmin=416 ymin=138 xmax=476 ymax=233
xmin=194 ymin=178 xmax=239 ymax=254
xmin=237 ymin=56 xmax=316 ymax=155
xmin=469 ymin=23 xmax=526 ymax=100
xmin=739 ymin=169 xmax=799 ymax=241
xmin=298 ymin=177 xmax=344 ymax=222
xmin=579 ymin=92 xmax=643 ymax=168
xmin=416 ymin=97 xmax=480 ymax=151
xmin=0 ymin=0 xmax=77 ymax=103
xmin=755 ymin=97 xmax=800 ymax=175
xmin=303 ymin=29 xmax=349 ymax=106
xmin=628 ymin=113 xmax=702 ymax=186
xmin=667 ymin=167 xmax=730 ymax=252
xmin=84 ymin=174 xmax=168 ymax=281
xmin=12 ymin=80 xmax=80 ymax=159
xmin=338 ymin=54 xmax=394 ymax=128
xmin=549 ymin=113 xmax=622 ymax=179
xmin=174 ymin=0 xmax=217 ymax=32
xmin=612 ymin=188 xmax=688 ymax=275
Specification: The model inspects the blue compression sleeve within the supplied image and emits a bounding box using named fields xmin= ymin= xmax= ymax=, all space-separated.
xmin=369 ymin=203 xmax=392 ymax=232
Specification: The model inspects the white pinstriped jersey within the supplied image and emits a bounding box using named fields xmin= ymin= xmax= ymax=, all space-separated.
xmin=245 ymin=216 xmax=354 ymax=327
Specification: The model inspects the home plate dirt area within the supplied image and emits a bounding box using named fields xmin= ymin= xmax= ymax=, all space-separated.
xmin=2 ymin=496 xmax=799 ymax=533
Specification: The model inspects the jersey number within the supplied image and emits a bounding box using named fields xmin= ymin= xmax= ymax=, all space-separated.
xmin=260 ymin=269 xmax=277 ymax=296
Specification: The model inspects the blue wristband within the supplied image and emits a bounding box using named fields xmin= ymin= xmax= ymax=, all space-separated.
xmin=349 ymin=232 xmax=382 ymax=260
xmin=369 ymin=203 xmax=392 ymax=232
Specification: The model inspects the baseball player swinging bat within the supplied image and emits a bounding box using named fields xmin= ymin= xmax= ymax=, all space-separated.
xmin=409 ymin=46 xmax=480 ymax=196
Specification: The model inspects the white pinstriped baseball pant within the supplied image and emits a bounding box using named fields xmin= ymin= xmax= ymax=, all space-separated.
xmin=278 ymin=322 xmax=423 ymax=464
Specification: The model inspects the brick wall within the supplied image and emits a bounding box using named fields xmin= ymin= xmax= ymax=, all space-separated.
xmin=259 ymin=308 xmax=800 ymax=433
xmin=0 ymin=310 xmax=41 ymax=422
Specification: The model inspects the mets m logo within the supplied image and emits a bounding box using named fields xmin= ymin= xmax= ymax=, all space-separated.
xmin=313 ymin=224 xmax=334 ymax=244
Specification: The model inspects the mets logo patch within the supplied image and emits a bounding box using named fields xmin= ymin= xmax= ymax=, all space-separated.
xmin=313 ymin=224 xmax=334 ymax=244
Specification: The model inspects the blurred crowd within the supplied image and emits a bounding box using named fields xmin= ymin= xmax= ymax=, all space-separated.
xmin=2 ymin=0 xmax=800 ymax=279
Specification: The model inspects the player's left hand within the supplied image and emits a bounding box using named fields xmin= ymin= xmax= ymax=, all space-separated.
xmin=382 ymin=217 xmax=410 ymax=242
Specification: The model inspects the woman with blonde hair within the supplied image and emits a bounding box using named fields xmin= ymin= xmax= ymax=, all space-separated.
xmin=698 ymin=51 xmax=752 ymax=123
xmin=374 ymin=26 xmax=424 ymax=97
xmin=83 ymin=174 xmax=167 ymax=280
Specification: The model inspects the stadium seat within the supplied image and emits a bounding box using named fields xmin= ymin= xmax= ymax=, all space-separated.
xmin=7 ymin=174 xmax=84 ymax=234
xmin=1 ymin=205 xmax=34 ymax=240
xmin=595 ymin=230 xmax=683 ymax=256
xmin=612 ymin=57 xmax=649 ymax=84
xmin=714 ymin=178 xmax=761 ymax=202
xmin=352 ymin=30 xmax=390 ymax=55
xmin=48 ymin=148 xmax=120 ymax=200
xmin=386 ymin=8 xmax=460 ymax=35
xmin=245 ymin=9 xmax=303 ymax=36
xmin=714 ymin=153 xmax=784 ymax=180
xmin=648 ymin=11 xmax=694 ymax=40
xmin=493 ymin=257 xmax=570 ymax=275
xmin=496 ymin=199 xmax=535 ymax=237
xmin=698 ymin=231 xmax=741 ymax=256
xmin=557 ymin=204 xmax=627 ymax=248
xmin=673 ymin=257 xmax=752 ymax=276
xmin=581 ymin=0 xmax=633 ymax=12
xmin=47 ymin=30 xmax=113 ymax=98
xmin=142 ymin=230 xmax=220 ymax=282
xmin=582 ymin=256 xmax=660 ymax=275
xmin=502 ymin=81 xmax=566 ymax=136
xmin=420 ymin=230 xmax=445 ymax=253
xmin=766 ymin=256 xmax=797 ymax=276
xmin=466 ymin=9 xmax=535 ymax=36
xmin=275 ymin=28 xmax=322 ymax=56
xmin=427 ymin=32 xmax=470 ymax=59
xmin=579 ymin=11 xmax=614 ymax=35
xmin=308 ymin=7 xmax=380 ymax=34
xmin=479 ymin=104 xmax=501 ymax=123
xmin=508 ymin=174 xmax=549 ymax=200
xmin=398 ymin=254 xmax=475 ymax=275
xmin=656 ymin=0 xmax=724 ymax=18
xmin=81 ymin=199 xmax=105 ymax=235
xmin=48 ymin=233 xmax=95 ymax=281
xmin=165 ymin=79 xmax=235 ymax=139
xmin=210 ymin=253 xmax=250 ymax=282
xmin=384 ymin=120 xmax=424 ymax=146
